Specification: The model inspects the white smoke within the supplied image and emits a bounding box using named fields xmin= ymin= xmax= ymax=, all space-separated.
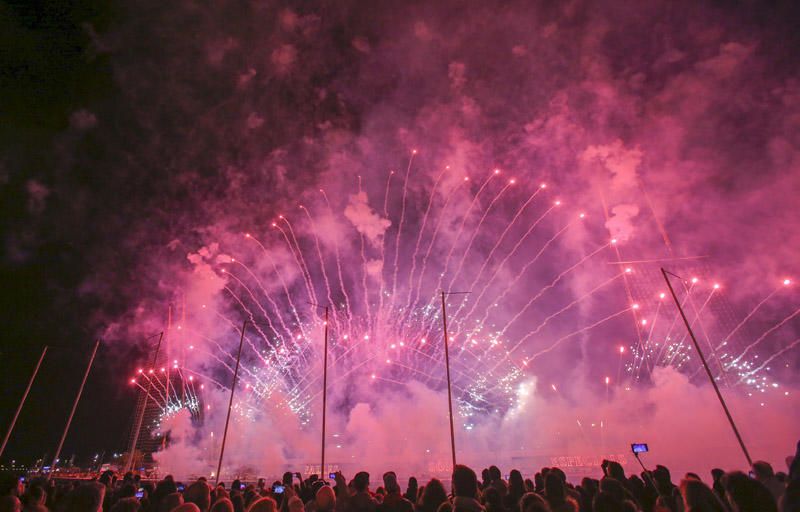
xmin=154 ymin=365 xmax=799 ymax=482
xmin=344 ymin=191 xmax=392 ymax=248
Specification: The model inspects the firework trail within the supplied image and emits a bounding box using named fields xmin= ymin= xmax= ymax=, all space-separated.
xmin=146 ymin=162 xmax=798 ymax=430
xmin=388 ymin=152 xmax=415 ymax=313
xmin=634 ymin=294 xmax=664 ymax=378
xmin=445 ymin=178 xmax=516 ymax=293
xmin=410 ymin=176 xmax=471 ymax=310
xmin=737 ymin=337 xmax=800 ymax=384
xmin=466 ymin=216 xmax=576 ymax=334
xmin=404 ymin=166 xmax=458 ymax=313
xmin=500 ymin=270 xmax=629 ymax=360
xmin=501 ymin=307 xmax=634 ymax=373
xmin=728 ymin=307 xmax=800 ymax=367
xmin=495 ymin=240 xmax=612 ymax=339
xmin=716 ymin=284 xmax=786 ymax=350
xmin=665 ymin=287 xmax=718 ymax=368
xmin=454 ymin=201 xmax=559 ymax=324
xmin=651 ymin=281 xmax=697 ymax=367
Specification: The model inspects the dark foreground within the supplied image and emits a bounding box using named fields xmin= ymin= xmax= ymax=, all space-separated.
xmin=3 ymin=441 xmax=799 ymax=512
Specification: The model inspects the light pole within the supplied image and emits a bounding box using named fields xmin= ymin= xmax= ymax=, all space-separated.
xmin=321 ymin=307 xmax=330 ymax=476
xmin=661 ymin=268 xmax=752 ymax=466
xmin=440 ymin=291 xmax=469 ymax=470
xmin=49 ymin=340 xmax=100 ymax=481
xmin=0 ymin=346 xmax=48 ymax=459
xmin=308 ymin=302 xmax=330 ymax=477
xmin=216 ymin=320 xmax=248 ymax=485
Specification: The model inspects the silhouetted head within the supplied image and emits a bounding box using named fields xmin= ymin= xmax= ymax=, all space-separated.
xmin=65 ymin=483 xmax=106 ymax=512
xmin=280 ymin=496 xmax=298 ymax=512
xmin=160 ymin=492 xmax=183 ymax=512
xmin=353 ymin=472 xmax=370 ymax=493
xmin=184 ymin=482 xmax=211 ymax=512
xmin=653 ymin=466 xmax=673 ymax=489
xmin=599 ymin=478 xmax=626 ymax=504
xmin=679 ymin=479 xmax=725 ymax=512
xmin=211 ymin=498 xmax=234 ymax=512
xmin=580 ymin=478 xmax=598 ymax=494
xmin=488 ymin=467 xmax=501 ymax=482
xmin=508 ymin=470 xmax=525 ymax=498
xmin=544 ymin=473 xmax=565 ymax=505
xmin=155 ymin=479 xmax=178 ymax=500
xmin=751 ymin=461 xmax=775 ymax=482
xmin=421 ymin=479 xmax=447 ymax=511
xmin=453 ymin=465 xmax=479 ymax=498
xmin=310 ymin=480 xmax=327 ymax=497
xmin=626 ymin=475 xmax=644 ymax=499
xmin=231 ymin=494 xmax=245 ymax=512
xmin=533 ymin=474 xmax=543 ymax=493
xmin=549 ymin=468 xmax=566 ymax=484
xmin=22 ymin=485 xmax=46 ymax=507
xmin=315 ymin=486 xmax=335 ymax=512
xmin=246 ymin=497 xmax=276 ymax=512
xmin=383 ymin=472 xmax=400 ymax=494
xmin=98 ymin=471 xmax=114 ymax=488
xmin=0 ymin=496 xmax=21 ymax=512
xmin=518 ymin=492 xmax=549 ymax=512
xmin=722 ymin=471 xmax=777 ymax=512
xmin=603 ymin=461 xmax=625 ymax=482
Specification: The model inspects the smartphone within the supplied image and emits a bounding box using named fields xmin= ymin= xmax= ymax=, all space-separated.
xmin=329 ymin=473 xmax=336 ymax=479
xmin=273 ymin=485 xmax=285 ymax=494
xmin=748 ymin=470 xmax=756 ymax=479
xmin=631 ymin=443 xmax=649 ymax=454
xmin=177 ymin=484 xmax=185 ymax=492
xmin=135 ymin=489 xmax=145 ymax=499
xmin=240 ymin=483 xmax=246 ymax=490
xmin=19 ymin=477 xmax=26 ymax=483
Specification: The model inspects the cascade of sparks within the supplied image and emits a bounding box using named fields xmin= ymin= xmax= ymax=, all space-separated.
xmin=129 ymin=158 xmax=797 ymax=428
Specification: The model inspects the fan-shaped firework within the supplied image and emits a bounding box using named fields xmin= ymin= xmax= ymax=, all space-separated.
xmin=135 ymin=157 xmax=793 ymax=434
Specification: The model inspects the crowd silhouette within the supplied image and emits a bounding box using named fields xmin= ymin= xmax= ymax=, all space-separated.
xmin=2 ymin=440 xmax=798 ymax=512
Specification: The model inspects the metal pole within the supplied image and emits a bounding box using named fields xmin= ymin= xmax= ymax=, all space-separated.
xmin=48 ymin=340 xmax=100 ymax=480
xmin=661 ymin=268 xmax=753 ymax=466
xmin=0 ymin=346 xmax=48 ymax=459
xmin=127 ymin=332 xmax=164 ymax=473
xmin=321 ymin=306 xmax=329 ymax=477
xmin=216 ymin=320 xmax=247 ymax=485
xmin=166 ymin=305 xmax=172 ymax=411
xmin=633 ymin=453 xmax=660 ymax=497
xmin=440 ymin=291 xmax=457 ymax=470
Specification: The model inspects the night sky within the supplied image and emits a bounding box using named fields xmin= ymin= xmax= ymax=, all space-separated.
xmin=1 ymin=0 xmax=799 ymax=471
